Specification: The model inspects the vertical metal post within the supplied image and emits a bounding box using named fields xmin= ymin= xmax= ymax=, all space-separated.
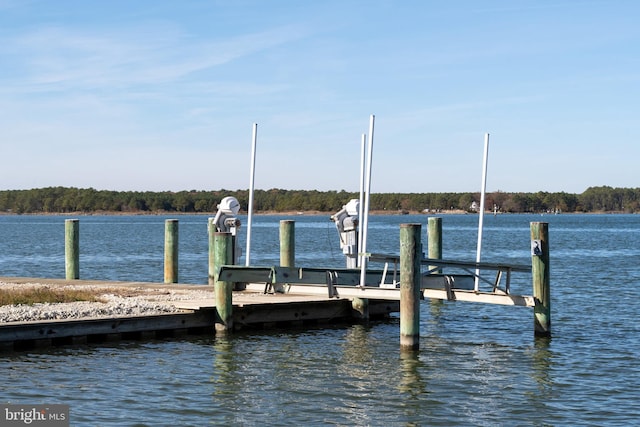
xmin=531 ymin=222 xmax=551 ymax=337
xmin=279 ymin=220 xmax=295 ymax=267
xmin=475 ymin=133 xmax=490 ymax=291
xmin=214 ymin=232 xmax=234 ymax=334
xmin=246 ymin=122 xmax=258 ymax=266
xmin=359 ymin=115 xmax=375 ymax=286
xmin=400 ymin=223 xmax=421 ymax=351
xmin=357 ymin=133 xmax=366 ymax=267
xmin=164 ymin=219 xmax=179 ymax=283
xmin=65 ymin=219 xmax=79 ymax=280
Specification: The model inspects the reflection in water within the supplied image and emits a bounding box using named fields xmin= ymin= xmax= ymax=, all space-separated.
xmin=527 ymin=337 xmax=554 ymax=398
xmin=211 ymin=336 xmax=243 ymax=425
xmin=212 ymin=336 xmax=238 ymax=394
xmin=399 ymin=351 xmax=429 ymax=427
xmin=337 ymin=324 xmax=377 ymax=427
xmin=399 ymin=351 xmax=426 ymax=396
xmin=518 ymin=336 xmax=559 ymax=425
xmin=341 ymin=324 xmax=373 ymax=365
xmin=427 ymin=299 xmax=445 ymax=328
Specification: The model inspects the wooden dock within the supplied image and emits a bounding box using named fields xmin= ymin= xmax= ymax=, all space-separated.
xmin=0 ymin=218 xmax=551 ymax=351
xmin=0 ymin=277 xmax=399 ymax=351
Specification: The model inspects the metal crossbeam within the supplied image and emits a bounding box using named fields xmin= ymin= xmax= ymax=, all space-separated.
xmin=242 ymin=282 xmax=535 ymax=307
xmin=369 ymin=253 xmax=531 ymax=295
xmin=221 ymin=263 xmax=535 ymax=308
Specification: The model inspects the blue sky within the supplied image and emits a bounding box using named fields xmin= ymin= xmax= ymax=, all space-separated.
xmin=1 ymin=0 xmax=638 ymax=194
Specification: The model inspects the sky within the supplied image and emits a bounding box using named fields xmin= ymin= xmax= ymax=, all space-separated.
xmin=1 ymin=0 xmax=638 ymax=194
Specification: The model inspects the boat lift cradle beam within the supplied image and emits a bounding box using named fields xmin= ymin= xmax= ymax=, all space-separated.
xmin=368 ymin=253 xmax=531 ymax=295
xmin=217 ymin=257 xmax=536 ymax=308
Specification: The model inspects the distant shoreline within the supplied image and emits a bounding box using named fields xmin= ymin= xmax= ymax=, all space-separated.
xmin=2 ymin=186 xmax=637 ymax=214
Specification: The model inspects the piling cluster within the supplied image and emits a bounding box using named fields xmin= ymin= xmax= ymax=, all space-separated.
xmin=60 ymin=217 xmax=551 ymax=349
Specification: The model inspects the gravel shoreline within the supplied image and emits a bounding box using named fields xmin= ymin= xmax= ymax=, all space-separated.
xmin=0 ymin=282 xmax=214 ymax=323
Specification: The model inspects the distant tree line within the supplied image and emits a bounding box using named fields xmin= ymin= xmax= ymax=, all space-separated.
xmin=0 ymin=186 xmax=638 ymax=214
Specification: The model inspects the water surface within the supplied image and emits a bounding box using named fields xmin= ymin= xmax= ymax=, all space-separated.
xmin=1 ymin=213 xmax=639 ymax=426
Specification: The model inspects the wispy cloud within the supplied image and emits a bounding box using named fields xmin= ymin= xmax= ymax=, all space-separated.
xmin=2 ymin=22 xmax=309 ymax=93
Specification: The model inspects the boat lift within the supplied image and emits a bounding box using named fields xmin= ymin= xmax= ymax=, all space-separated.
xmin=367 ymin=253 xmax=534 ymax=307
xmin=217 ymin=195 xmax=534 ymax=307
xmin=219 ymin=254 xmax=534 ymax=307
xmin=220 ymin=121 xmax=535 ymax=309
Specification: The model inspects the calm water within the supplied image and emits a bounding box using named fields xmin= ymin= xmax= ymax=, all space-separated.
xmin=1 ymin=213 xmax=639 ymax=426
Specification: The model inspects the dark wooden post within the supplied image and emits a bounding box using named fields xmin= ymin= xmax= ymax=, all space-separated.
xmin=531 ymin=222 xmax=551 ymax=337
xmin=65 ymin=219 xmax=79 ymax=280
xmin=400 ymin=223 xmax=421 ymax=350
xmin=164 ymin=219 xmax=179 ymax=283
xmin=214 ymin=232 xmax=234 ymax=334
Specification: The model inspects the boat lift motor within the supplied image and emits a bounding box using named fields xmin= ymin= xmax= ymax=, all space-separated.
xmin=331 ymin=199 xmax=360 ymax=268
xmin=211 ymin=196 xmax=242 ymax=264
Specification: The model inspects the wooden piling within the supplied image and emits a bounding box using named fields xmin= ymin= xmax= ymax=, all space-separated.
xmin=208 ymin=218 xmax=215 ymax=285
xmin=351 ymin=297 xmax=369 ymax=321
xmin=279 ymin=220 xmax=295 ymax=267
xmin=428 ymin=217 xmax=442 ymax=305
xmin=65 ymin=219 xmax=79 ymax=280
xmin=214 ymin=232 xmax=234 ymax=334
xmin=400 ymin=223 xmax=422 ymax=350
xmin=531 ymin=222 xmax=551 ymax=337
xmin=427 ymin=217 xmax=442 ymax=268
xmin=164 ymin=219 xmax=179 ymax=283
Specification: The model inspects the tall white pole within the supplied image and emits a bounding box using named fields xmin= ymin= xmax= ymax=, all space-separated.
xmin=245 ymin=123 xmax=258 ymax=266
xmin=357 ymin=133 xmax=366 ymax=267
xmin=359 ymin=115 xmax=375 ymax=286
xmin=474 ymin=132 xmax=490 ymax=291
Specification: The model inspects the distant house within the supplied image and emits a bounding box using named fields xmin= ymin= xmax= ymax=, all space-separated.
xmin=470 ymin=201 xmax=479 ymax=212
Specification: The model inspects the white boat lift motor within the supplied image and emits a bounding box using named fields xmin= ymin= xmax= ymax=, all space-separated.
xmin=211 ymin=196 xmax=242 ymax=264
xmin=331 ymin=199 xmax=360 ymax=268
